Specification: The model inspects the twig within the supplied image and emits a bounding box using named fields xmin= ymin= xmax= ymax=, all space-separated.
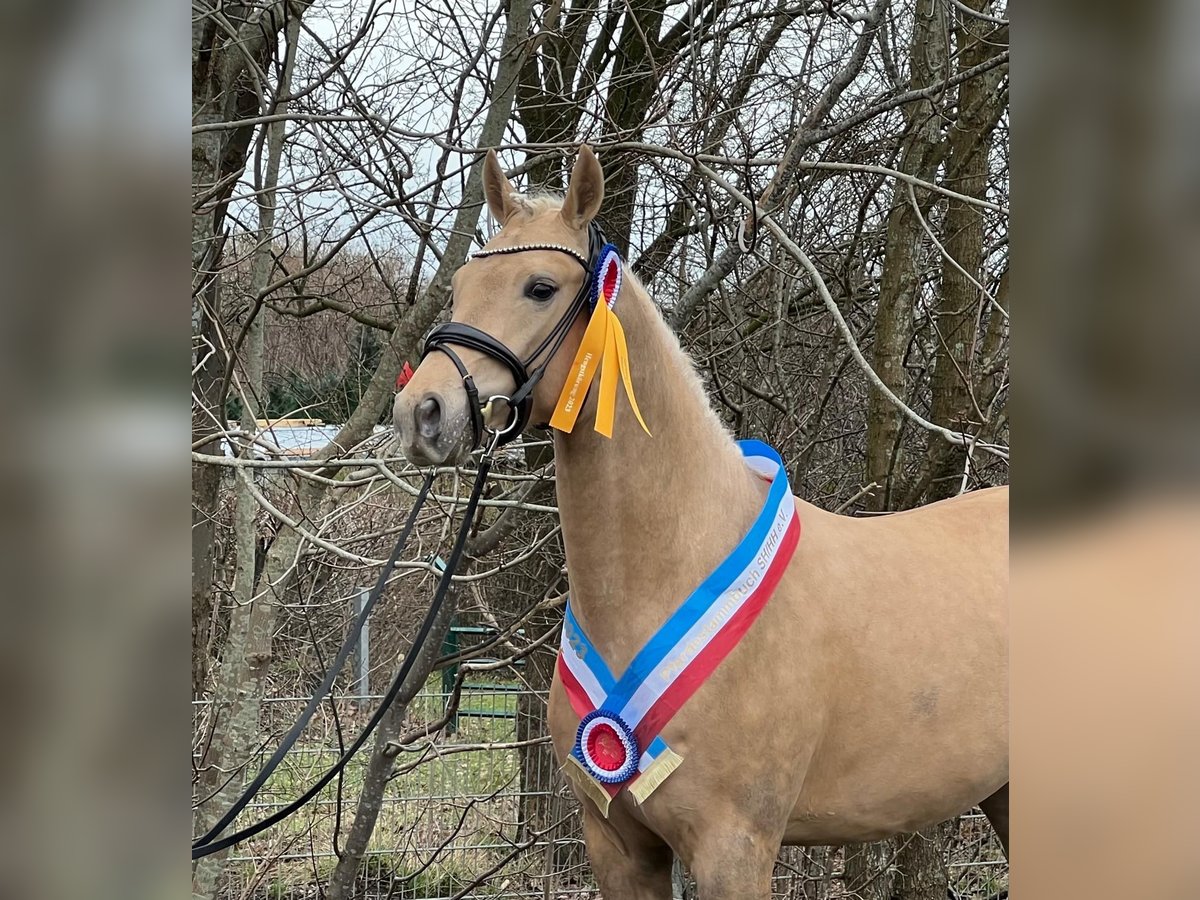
xmin=834 ymin=482 xmax=878 ymax=513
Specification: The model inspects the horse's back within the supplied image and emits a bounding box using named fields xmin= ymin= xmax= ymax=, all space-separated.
xmin=892 ymin=483 xmax=1008 ymax=526
xmin=859 ymin=483 xmax=1008 ymax=547
xmin=795 ymin=484 xmax=1008 ymax=617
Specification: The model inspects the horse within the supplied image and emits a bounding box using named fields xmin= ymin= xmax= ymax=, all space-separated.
xmin=393 ymin=145 xmax=1008 ymax=899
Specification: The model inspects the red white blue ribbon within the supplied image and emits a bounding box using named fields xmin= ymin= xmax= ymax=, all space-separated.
xmin=557 ymin=440 xmax=800 ymax=803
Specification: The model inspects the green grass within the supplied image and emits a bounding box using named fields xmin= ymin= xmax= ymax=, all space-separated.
xmin=212 ymin=680 xmax=1006 ymax=899
xmin=219 ymin=679 xmax=535 ymax=893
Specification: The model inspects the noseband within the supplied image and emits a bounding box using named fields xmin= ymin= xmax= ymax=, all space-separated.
xmin=422 ymin=222 xmax=605 ymax=450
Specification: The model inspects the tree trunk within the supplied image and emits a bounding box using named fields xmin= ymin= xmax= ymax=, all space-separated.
xmin=517 ymin=0 xmax=599 ymax=190
xmin=865 ymin=0 xmax=948 ymax=510
xmin=191 ymin=271 xmax=224 ymax=700
xmin=325 ymin=591 xmax=461 ymax=900
xmin=324 ymin=1 xmax=537 ymax=892
xmin=598 ymin=0 xmax=668 ymax=254
xmin=920 ymin=0 xmax=1007 ymax=504
xmin=842 ymin=840 xmax=894 ymax=900
xmin=190 ymin=0 xmax=314 ymax=697
xmin=191 ymin=15 xmax=301 ymax=895
xmin=515 ymin=636 xmax=585 ymax=875
xmin=891 ymin=821 xmax=956 ymax=900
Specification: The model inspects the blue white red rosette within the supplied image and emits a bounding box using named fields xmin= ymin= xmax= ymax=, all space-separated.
xmin=572 ymin=709 xmax=639 ymax=784
xmin=591 ymin=244 xmax=623 ymax=311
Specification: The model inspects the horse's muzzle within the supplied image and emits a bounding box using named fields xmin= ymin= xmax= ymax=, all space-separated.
xmin=393 ymin=387 xmax=468 ymax=465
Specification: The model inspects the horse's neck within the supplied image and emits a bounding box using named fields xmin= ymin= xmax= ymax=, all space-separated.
xmin=553 ymin=275 xmax=764 ymax=663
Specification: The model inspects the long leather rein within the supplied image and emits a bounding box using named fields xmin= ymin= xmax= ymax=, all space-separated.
xmin=193 ymin=224 xmax=604 ymax=859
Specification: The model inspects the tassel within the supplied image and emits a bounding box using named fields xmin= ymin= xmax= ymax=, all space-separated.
xmin=563 ymin=755 xmax=612 ymax=818
xmin=608 ymin=313 xmax=651 ymax=436
xmin=628 ymin=748 xmax=684 ymax=805
xmin=594 ymin=319 xmax=620 ymax=437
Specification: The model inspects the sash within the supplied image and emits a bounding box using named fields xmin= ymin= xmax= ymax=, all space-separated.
xmin=556 ymin=440 xmax=800 ymax=814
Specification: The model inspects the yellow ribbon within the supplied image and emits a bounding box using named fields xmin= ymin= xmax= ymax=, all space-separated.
xmin=550 ymin=300 xmax=651 ymax=438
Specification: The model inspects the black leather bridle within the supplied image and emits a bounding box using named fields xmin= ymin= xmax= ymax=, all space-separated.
xmin=423 ymin=221 xmax=605 ymax=450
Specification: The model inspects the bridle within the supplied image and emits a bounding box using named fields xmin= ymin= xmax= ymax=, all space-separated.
xmin=422 ymin=221 xmax=605 ymax=451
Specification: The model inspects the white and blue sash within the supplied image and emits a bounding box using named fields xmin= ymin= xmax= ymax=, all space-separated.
xmin=557 ymin=440 xmax=800 ymax=812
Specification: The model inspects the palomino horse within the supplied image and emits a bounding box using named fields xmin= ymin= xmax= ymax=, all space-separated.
xmin=394 ymin=146 xmax=1008 ymax=898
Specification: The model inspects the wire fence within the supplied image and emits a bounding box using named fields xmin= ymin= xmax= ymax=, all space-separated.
xmin=194 ymin=680 xmax=1007 ymax=900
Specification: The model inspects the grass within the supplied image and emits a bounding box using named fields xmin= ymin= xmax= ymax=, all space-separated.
xmin=210 ymin=679 xmax=1007 ymax=899
xmin=218 ymin=679 xmax=539 ymax=896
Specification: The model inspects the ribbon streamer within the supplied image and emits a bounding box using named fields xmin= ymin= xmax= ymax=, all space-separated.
xmin=549 ymin=247 xmax=651 ymax=438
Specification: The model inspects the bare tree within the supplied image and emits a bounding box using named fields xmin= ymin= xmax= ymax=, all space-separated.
xmin=191 ymin=0 xmax=1008 ymax=896
xmin=866 ymin=0 xmax=948 ymax=511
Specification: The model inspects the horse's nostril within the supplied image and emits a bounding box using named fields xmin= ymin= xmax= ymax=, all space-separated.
xmin=415 ymin=396 xmax=442 ymax=440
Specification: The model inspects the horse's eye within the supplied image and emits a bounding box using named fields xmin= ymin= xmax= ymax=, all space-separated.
xmin=525 ymin=281 xmax=557 ymax=302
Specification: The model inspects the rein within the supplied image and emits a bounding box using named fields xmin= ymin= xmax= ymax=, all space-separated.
xmin=192 ymin=431 xmax=503 ymax=859
xmin=423 ymin=222 xmax=604 ymax=450
xmin=195 ymin=223 xmax=607 ymax=857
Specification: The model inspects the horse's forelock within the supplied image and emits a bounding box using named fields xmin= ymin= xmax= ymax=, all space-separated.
xmin=508 ymin=192 xmax=565 ymax=217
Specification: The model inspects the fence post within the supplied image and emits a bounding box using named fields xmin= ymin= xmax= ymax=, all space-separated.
xmin=351 ymin=587 xmax=370 ymax=699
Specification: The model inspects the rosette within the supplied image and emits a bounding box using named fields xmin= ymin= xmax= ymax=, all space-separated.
xmin=572 ymin=709 xmax=640 ymax=784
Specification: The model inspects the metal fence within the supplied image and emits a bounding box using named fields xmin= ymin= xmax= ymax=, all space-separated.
xmin=195 ymin=682 xmax=1007 ymax=900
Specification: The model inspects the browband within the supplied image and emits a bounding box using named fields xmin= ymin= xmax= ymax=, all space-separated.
xmin=472 ymin=242 xmax=589 ymax=268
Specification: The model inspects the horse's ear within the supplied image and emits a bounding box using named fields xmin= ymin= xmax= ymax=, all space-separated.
xmin=560 ymin=145 xmax=604 ymax=230
xmin=483 ymin=149 xmax=518 ymax=225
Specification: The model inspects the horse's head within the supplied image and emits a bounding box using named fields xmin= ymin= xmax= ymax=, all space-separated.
xmin=394 ymin=145 xmax=606 ymax=465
